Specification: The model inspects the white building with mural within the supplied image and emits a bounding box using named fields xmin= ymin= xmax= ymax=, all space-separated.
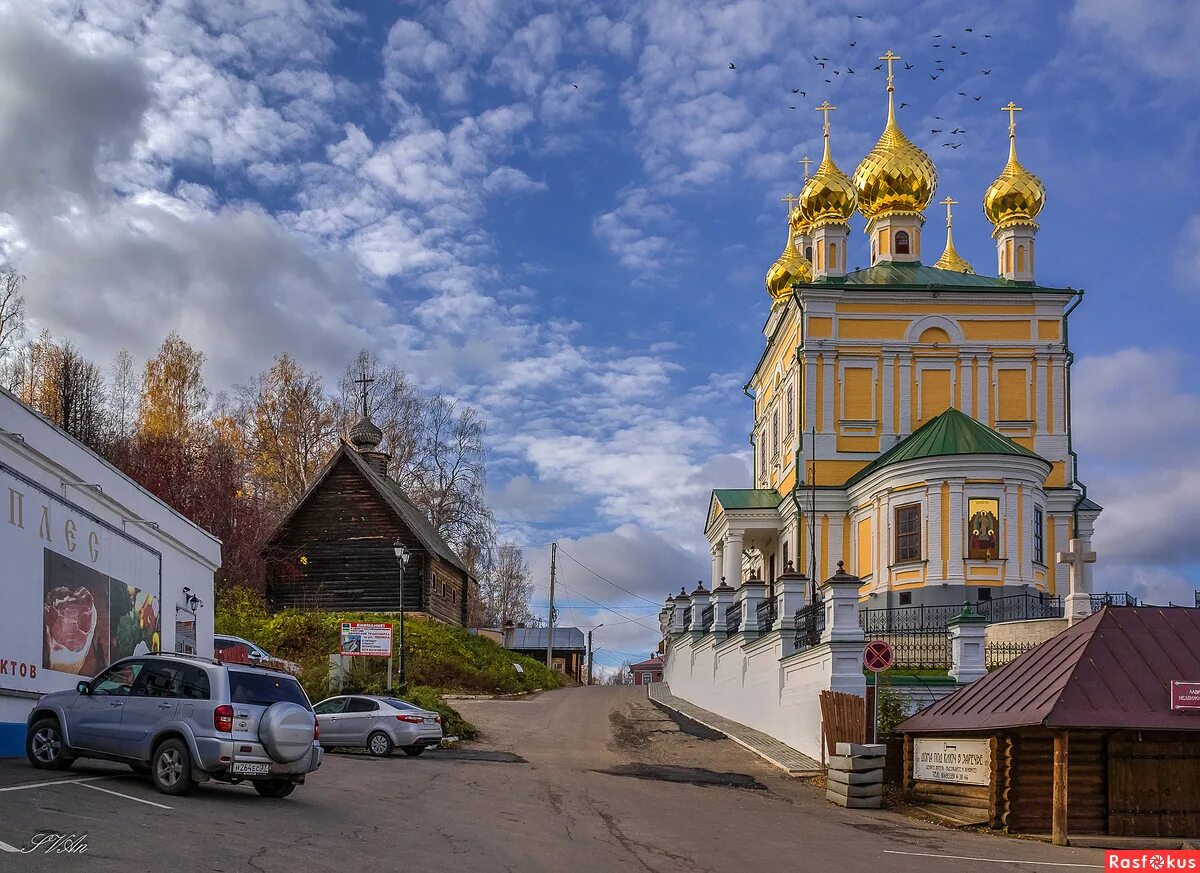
xmin=0 ymin=387 xmax=221 ymax=757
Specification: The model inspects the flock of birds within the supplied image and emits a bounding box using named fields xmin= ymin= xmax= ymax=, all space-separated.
xmin=729 ymin=22 xmax=1002 ymax=153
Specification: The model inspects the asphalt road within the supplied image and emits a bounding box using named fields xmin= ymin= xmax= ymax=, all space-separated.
xmin=0 ymin=686 xmax=1106 ymax=872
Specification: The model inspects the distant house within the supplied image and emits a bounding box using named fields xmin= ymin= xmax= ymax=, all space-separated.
xmin=263 ymin=412 xmax=477 ymax=625
xmin=476 ymin=624 xmax=585 ymax=682
xmin=628 ymin=654 xmax=664 ymax=686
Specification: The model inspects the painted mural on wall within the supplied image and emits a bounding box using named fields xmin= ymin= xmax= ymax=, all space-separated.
xmin=967 ymin=498 xmax=1000 ymax=561
xmin=42 ymin=551 xmax=160 ymax=678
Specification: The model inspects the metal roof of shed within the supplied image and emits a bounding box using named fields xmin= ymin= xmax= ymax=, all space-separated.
xmin=898 ymin=607 xmax=1200 ymax=733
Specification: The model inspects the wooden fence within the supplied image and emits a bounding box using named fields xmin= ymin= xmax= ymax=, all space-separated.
xmin=819 ymin=690 xmax=865 ymax=756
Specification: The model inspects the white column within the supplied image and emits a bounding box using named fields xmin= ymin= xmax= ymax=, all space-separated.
xmin=948 ymin=608 xmax=988 ymax=684
xmin=820 ymin=562 xmax=867 ymax=698
xmin=711 ymin=544 xmax=724 ymax=589
xmin=927 ymin=484 xmax=943 ymax=581
xmin=1035 ymin=355 xmax=1048 ymax=434
xmin=897 ymin=355 xmax=912 ymax=434
xmin=724 ymin=532 xmax=744 ymax=587
xmin=881 ymin=351 xmax=895 ymax=437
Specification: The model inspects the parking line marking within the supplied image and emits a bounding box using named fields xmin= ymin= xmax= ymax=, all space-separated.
xmin=75 ymin=782 xmax=172 ymax=810
xmin=883 ymin=851 xmax=1102 ymax=868
xmin=0 ymin=839 xmax=20 ymax=852
xmin=0 ymin=775 xmax=111 ymax=793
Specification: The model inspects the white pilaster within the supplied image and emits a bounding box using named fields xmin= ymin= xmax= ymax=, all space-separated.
xmin=927 ymin=483 xmax=943 ymax=581
xmin=724 ymin=532 xmax=744 ymax=587
xmin=881 ymin=351 xmax=895 ymax=436
xmin=711 ymin=544 xmax=724 ymax=589
xmin=947 ymin=479 xmax=967 ymax=586
xmin=1035 ymin=355 xmax=1048 ymax=434
xmin=897 ymin=354 xmax=912 ymax=435
xmin=823 ymin=353 xmax=836 ymax=436
xmin=820 ymin=562 xmax=867 ymax=698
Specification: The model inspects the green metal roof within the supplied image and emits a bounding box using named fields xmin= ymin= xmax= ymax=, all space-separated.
xmin=1077 ymin=496 xmax=1103 ymax=512
xmin=844 ymin=408 xmax=1047 ymax=488
xmin=805 ymin=261 xmax=1072 ymax=293
xmin=711 ymin=488 xmax=782 ymax=510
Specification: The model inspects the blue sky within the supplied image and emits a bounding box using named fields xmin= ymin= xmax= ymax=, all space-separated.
xmin=3 ymin=0 xmax=1199 ymax=669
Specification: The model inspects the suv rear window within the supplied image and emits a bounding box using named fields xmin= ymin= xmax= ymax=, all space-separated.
xmin=228 ymin=671 xmax=309 ymax=708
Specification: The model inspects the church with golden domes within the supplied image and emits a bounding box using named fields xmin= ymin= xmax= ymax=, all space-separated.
xmin=705 ymin=51 xmax=1101 ymax=610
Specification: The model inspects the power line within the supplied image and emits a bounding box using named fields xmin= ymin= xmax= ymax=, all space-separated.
xmin=551 ymin=578 xmax=660 ymax=633
xmin=556 ymin=546 xmax=664 ymax=607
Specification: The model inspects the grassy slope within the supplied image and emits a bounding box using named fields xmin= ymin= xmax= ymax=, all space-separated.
xmin=214 ymin=587 xmax=568 ymax=739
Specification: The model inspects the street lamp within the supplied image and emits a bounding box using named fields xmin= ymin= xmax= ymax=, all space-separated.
xmin=587 ymin=623 xmax=604 ymax=686
xmin=393 ymin=540 xmax=411 ymax=690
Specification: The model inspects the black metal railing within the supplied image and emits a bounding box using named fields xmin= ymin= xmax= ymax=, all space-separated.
xmin=985 ymin=641 xmax=1039 ymax=669
xmin=1091 ymin=591 xmax=1137 ymax=610
xmin=756 ymin=596 xmax=778 ymax=633
xmin=978 ymin=593 xmax=1062 ymax=623
xmin=726 ymin=602 xmax=743 ymax=635
xmin=793 ymin=600 xmax=825 ymax=652
xmin=700 ymin=605 xmax=714 ymax=633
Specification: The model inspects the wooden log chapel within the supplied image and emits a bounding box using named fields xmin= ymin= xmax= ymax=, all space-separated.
xmin=897 ymin=607 xmax=1200 ymax=842
xmin=263 ymin=391 xmax=477 ymax=625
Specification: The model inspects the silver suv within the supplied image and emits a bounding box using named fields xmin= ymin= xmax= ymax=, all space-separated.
xmin=25 ymin=652 xmax=322 ymax=798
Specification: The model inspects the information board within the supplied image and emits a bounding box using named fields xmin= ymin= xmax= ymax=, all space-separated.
xmin=913 ymin=737 xmax=991 ymax=786
xmin=340 ymin=622 xmax=393 ymax=657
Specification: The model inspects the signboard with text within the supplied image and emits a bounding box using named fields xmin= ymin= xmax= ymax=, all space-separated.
xmin=1171 ymin=681 xmax=1200 ymax=711
xmin=913 ymin=738 xmax=991 ymax=786
xmin=340 ymin=622 xmax=393 ymax=658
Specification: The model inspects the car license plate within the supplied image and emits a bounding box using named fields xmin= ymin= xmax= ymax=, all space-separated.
xmin=231 ymin=762 xmax=270 ymax=775
xmin=423 ymin=717 xmax=436 ymax=724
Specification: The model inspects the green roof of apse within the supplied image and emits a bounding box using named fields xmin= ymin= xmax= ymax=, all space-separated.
xmin=845 ymin=407 xmax=1046 ymax=488
xmin=804 ymin=261 xmax=1072 ymax=293
xmin=711 ymin=489 xmax=782 ymax=510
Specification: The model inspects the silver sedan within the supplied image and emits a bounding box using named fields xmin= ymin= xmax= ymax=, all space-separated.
xmin=312 ymin=695 xmax=443 ymax=757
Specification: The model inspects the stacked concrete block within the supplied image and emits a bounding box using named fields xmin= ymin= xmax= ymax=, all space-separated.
xmin=826 ymin=742 xmax=885 ymax=809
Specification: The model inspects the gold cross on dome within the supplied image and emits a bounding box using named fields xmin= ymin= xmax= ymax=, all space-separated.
xmin=1001 ymin=101 xmax=1022 ymax=136
xmin=940 ymin=196 xmax=957 ymax=228
xmin=800 ymin=156 xmax=813 ymax=179
xmin=879 ymin=50 xmax=901 ymax=90
xmin=814 ymin=101 xmax=836 ymax=133
xmin=781 ymin=193 xmax=799 ymax=212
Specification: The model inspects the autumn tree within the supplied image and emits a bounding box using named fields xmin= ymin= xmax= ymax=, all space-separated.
xmin=479 ymin=541 xmax=535 ymax=627
xmin=237 ymin=353 xmax=338 ymax=508
xmin=139 ymin=332 xmax=208 ymax=443
xmin=108 ymin=349 xmax=138 ymax=441
xmin=0 ymin=268 xmax=25 ymax=360
xmin=337 ymin=349 xmax=422 ymax=476
xmin=6 ymin=332 xmax=107 ymax=447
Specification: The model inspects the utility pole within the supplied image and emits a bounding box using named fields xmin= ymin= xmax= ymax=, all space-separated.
xmin=546 ymin=542 xmax=557 ymax=672
xmin=587 ymin=630 xmax=593 ymax=685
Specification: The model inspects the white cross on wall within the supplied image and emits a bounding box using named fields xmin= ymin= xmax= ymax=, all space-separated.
xmin=1056 ymin=537 xmax=1097 ymax=624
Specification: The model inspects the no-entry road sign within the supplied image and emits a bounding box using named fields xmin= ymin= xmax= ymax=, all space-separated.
xmin=863 ymin=640 xmax=895 ymax=673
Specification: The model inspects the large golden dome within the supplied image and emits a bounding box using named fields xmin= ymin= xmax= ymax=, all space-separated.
xmin=799 ymin=103 xmax=857 ymax=228
xmin=983 ymin=107 xmax=1045 ymax=231
xmin=852 ymin=66 xmax=937 ymax=219
xmin=765 ymin=231 xmax=812 ymax=301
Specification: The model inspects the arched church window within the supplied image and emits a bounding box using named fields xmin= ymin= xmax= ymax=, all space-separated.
xmin=805 ymin=245 xmax=813 ymax=262
xmin=895 ymin=230 xmax=911 ymax=255
xmin=828 ymin=242 xmax=837 ymax=269
xmin=1017 ymin=244 xmax=1026 ymax=273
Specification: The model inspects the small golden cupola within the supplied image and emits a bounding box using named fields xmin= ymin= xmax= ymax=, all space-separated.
xmin=933 ymin=196 xmax=974 ymax=274
xmin=852 ymin=51 xmax=938 ymax=265
xmin=765 ymin=198 xmax=812 ymax=305
xmin=799 ymin=101 xmax=857 ymax=278
xmin=984 ymin=101 xmax=1045 ymax=282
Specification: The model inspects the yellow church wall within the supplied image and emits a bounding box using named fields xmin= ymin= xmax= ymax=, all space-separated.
xmin=807 ymin=316 xmax=833 ymax=337
xmin=997 ymin=368 xmax=1029 ymax=420
xmin=962 ymin=320 xmax=1032 ymax=341
xmin=856 ymin=516 xmax=872 ymax=578
xmin=776 ymin=466 xmax=797 ymax=498
xmin=1044 ymin=462 xmax=1067 ymax=487
xmin=838 ymin=319 xmax=909 ymax=340
xmin=1037 ymin=319 xmax=1061 ymax=341
xmin=919 ymin=369 xmax=952 ymax=423
xmin=844 ymin=367 xmax=873 ymax=419
xmin=835 ymin=303 xmax=1036 ymax=316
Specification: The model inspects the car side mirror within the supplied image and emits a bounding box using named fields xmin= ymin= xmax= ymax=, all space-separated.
xmin=76 ymin=681 xmax=90 ymax=695
xmin=248 ymin=651 xmax=265 ymax=662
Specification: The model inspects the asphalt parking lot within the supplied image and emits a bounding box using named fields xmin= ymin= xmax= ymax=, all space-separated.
xmin=0 ymin=688 xmax=1108 ymax=873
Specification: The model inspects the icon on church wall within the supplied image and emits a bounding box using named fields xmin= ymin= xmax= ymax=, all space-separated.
xmin=967 ymin=498 xmax=1000 ymax=560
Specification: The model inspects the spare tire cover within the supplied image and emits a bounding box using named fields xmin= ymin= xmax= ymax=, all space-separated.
xmin=258 ymin=702 xmax=314 ymax=763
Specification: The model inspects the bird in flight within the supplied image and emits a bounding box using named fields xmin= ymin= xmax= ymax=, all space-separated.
xmin=729 ymin=62 xmax=736 ymax=69
xmin=904 ymin=62 xmax=913 ymax=70
xmin=951 ymin=127 xmax=965 ymax=134
xmin=984 ymin=33 xmax=992 ymax=38
xmin=847 ymin=67 xmax=855 ymax=74
xmin=790 ymin=106 xmax=796 ymax=110
xmin=933 ymin=43 xmax=940 ymax=48
xmin=960 ymin=50 xmax=968 ymax=55
xmin=856 ymin=14 xmax=864 ymax=18
xmin=933 ymin=115 xmax=943 ymax=119
xmin=930 ymin=74 xmax=939 ymax=80
xmin=974 ymin=95 xmax=983 ymax=101
xmin=899 ymin=101 xmax=909 ymax=108
xmin=818 ymin=61 xmax=826 ymax=68
xmin=982 ymin=69 xmax=992 ymax=75
xmin=833 ymin=70 xmax=840 ymax=75
xmin=572 ymin=83 xmax=579 ymax=89
xmin=792 ymin=89 xmax=805 ymax=95
xmin=873 ymin=63 xmax=882 ymax=70
xmin=934 ymin=33 xmax=942 ymax=37
xmin=931 ymin=128 xmax=943 ymax=134
xmin=965 ymin=27 xmax=973 ymax=32
xmin=849 ymin=41 xmax=856 ymax=47
xmin=950 ymin=143 xmax=962 ymax=149
xmin=824 ymin=78 xmax=832 ymax=83
xmin=958 ymin=91 xmax=967 ymax=96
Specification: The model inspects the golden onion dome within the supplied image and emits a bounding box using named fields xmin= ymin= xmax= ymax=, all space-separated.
xmin=765 ymin=230 xmax=812 ymax=302
xmin=933 ymin=196 xmax=974 ymax=273
xmin=789 ymin=204 xmax=811 ymax=238
xmin=798 ymin=103 xmax=857 ymax=228
xmin=852 ymin=57 xmax=937 ymax=219
xmin=983 ymin=103 xmax=1045 ymax=230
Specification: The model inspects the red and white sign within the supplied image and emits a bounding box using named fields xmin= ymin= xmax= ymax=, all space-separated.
xmin=1106 ymin=850 xmax=1200 ymax=869
xmin=863 ymin=640 xmax=894 ymax=673
xmin=340 ymin=622 xmax=393 ymax=658
xmin=1170 ymin=681 xmax=1200 ymax=712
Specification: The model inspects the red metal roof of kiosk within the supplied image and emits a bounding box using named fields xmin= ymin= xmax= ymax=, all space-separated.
xmin=898 ymin=607 xmax=1200 ymax=733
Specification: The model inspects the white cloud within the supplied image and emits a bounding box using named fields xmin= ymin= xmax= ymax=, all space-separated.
xmin=1070 ymin=0 xmax=1200 ymax=80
